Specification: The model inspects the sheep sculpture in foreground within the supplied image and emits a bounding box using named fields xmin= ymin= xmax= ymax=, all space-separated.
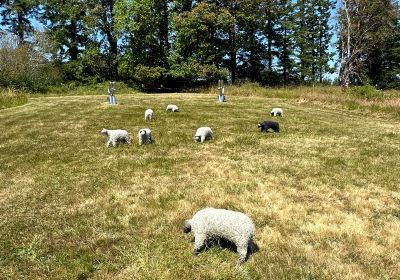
xmin=183 ymin=208 xmax=256 ymax=264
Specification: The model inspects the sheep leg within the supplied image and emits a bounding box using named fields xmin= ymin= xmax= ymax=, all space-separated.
xmin=106 ymin=140 xmax=111 ymax=147
xmin=193 ymin=234 xmax=207 ymax=255
xmin=200 ymin=136 xmax=205 ymax=143
xmin=237 ymin=244 xmax=248 ymax=264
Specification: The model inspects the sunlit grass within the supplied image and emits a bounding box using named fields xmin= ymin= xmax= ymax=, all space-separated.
xmin=0 ymin=90 xmax=399 ymax=279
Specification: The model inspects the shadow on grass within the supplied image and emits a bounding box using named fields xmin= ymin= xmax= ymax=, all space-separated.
xmin=192 ymin=236 xmax=260 ymax=263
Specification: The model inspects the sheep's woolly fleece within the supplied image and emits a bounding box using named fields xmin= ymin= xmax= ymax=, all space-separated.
xmin=145 ymin=109 xmax=154 ymax=121
xmin=271 ymin=107 xmax=283 ymax=116
xmin=138 ymin=128 xmax=153 ymax=145
xmin=194 ymin=127 xmax=213 ymax=142
xmin=101 ymin=128 xmax=131 ymax=147
xmin=184 ymin=208 xmax=255 ymax=264
xmin=166 ymin=104 xmax=179 ymax=112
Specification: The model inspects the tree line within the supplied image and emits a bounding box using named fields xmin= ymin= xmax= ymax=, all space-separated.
xmin=0 ymin=0 xmax=399 ymax=91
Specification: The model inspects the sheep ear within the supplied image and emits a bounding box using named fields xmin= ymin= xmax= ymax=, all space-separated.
xmin=183 ymin=220 xmax=191 ymax=233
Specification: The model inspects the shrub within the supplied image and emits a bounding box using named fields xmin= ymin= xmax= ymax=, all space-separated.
xmin=133 ymin=65 xmax=167 ymax=88
xmin=169 ymin=61 xmax=227 ymax=84
xmin=0 ymin=88 xmax=28 ymax=109
xmin=349 ymin=85 xmax=383 ymax=99
xmin=0 ymin=33 xmax=62 ymax=92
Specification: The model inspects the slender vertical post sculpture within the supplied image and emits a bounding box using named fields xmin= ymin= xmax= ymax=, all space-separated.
xmin=107 ymin=81 xmax=117 ymax=105
xmin=218 ymin=80 xmax=226 ymax=102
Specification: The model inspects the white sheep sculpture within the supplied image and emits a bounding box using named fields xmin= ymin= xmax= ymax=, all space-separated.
xmin=166 ymin=104 xmax=179 ymax=112
xmin=145 ymin=109 xmax=154 ymax=121
xmin=101 ymin=128 xmax=131 ymax=147
xmin=194 ymin=127 xmax=213 ymax=143
xmin=270 ymin=107 xmax=283 ymax=117
xmin=183 ymin=208 xmax=256 ymax=264
xmin=138 ymin=128 xmax=153 ymax=145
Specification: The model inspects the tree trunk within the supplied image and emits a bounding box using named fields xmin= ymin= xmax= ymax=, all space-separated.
xmin=266 ymin=16 xmax=273 ymax=71
xmin=159 ymin=0 xmax=170 ymax=68
xmin=229 ymin=20 xmax=237 ymax=83
xmin=100 ymin=0 xmax=118 ymax=79
xmin=283 ymin=26 xmax=288 ymax=84
xmin=339 ymin=0 xmax=352 ymax=88
xmin=319 ymin=29 xmax=323 ymax=83
xmin=69 ymin=20 xmax=79 ymax=61
xmin=17 ymin=11 xmax=25 ymax=45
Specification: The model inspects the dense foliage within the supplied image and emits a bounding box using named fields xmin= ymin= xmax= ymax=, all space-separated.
xmin=0 ymin=0 xmax=399 ymax=90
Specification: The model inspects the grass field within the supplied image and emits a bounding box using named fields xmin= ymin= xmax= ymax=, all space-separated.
xmin=1 ymin=89 xmax=399 ymax=279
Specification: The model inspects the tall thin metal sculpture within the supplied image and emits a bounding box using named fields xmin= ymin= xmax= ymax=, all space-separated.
xmin=218 ymin=80 xmax=226 ymax=102
xmin=107 ymin=81 xmax=117 ymax=105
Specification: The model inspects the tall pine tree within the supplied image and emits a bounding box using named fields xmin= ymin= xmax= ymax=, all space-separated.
xmin=0 ymin=0 xmax=38 ymax=45
xmin=41 ymin=0 xmax=88 ymax=62
xmin=275 ymin=0 xmax=297 ymax=84
xmin=294 ymin=0 xmax=333 ymax=83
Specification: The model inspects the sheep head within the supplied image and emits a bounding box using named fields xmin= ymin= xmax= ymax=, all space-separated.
xmin=183 ymin=220 xmax=191 ymax=233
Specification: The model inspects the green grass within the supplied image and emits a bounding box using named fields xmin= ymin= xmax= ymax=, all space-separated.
xmin=0 ymin=88 xmax=28 ymax=109
xmin=0 ymin=88 xmax=399 ymax=279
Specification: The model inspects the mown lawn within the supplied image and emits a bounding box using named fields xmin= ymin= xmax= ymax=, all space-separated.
xmin=0 ymin=91 xmax=399 ymax=279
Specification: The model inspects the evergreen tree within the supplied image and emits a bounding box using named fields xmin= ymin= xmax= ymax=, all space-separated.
xmin=0 ymin=0 xmax=38 ymax=45
xmin=41 ymin=0 xmax=88 ymax=62
xmin=363 ymin=0 xmax=400 ymax=88
xmin=235 ymin=0 xmax=265 ymax=82
xmin=172 ymin=0 xmax=193 ymax=13
xmin=275 ymin=0 xmax=297 ymax=84
xmin=294 ymin=0 xmax=313 ymax=82
xmin=294 ymin=0 xmax=333 ymax=83
xmin=262 ymin=0 xmax=278 ymax=72
xmin=314 ymin=0 xmax=334 ymax=83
